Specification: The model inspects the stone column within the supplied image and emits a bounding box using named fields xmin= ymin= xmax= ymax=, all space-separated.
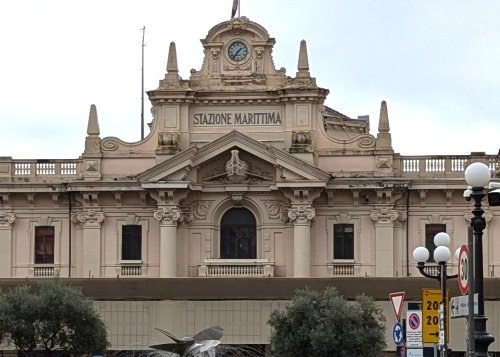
xmin=154 ymin=206 xmax=184 ymax=277
xmin=72 ymin=210 xmax=104 ymax=278
xmin=288 ymin=205 xmax=315 ymax=277
xmin=0 ymin=212 xmax=15 ymax=277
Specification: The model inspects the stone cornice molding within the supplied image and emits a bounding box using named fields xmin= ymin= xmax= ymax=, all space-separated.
xmin=71 ymin=210 xmax=105 ymax=229
xmin=370 ymin=207 xmax=406 ymax=224
xmin=154 ymin=206 xmax=185 ymax=226
xmin=0 ymin=211 xmax=15 ymax=228
xmin=287 ymin=205 xmax=315 ymax=225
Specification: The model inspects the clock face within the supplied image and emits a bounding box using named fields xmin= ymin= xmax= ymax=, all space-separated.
xmin=228 ymin=42 xmax=248 ymax=61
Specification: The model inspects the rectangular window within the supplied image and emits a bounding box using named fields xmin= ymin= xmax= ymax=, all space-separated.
xmin=334 ymin=224 xmax=354 ymax=260
xmin=35 ymin=226 xmax=54 ymax=264
xmin=122 ymin=225 xmax=142 ymax=261
xmin=425 ymin=224 xmax=446 ymax=262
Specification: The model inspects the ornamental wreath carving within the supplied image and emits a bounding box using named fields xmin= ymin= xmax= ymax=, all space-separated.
xmin=154 ymin=206 xmax=184 ymax=225
xmin=370 ymin=208 xmax=406 ymax=223
xmin=263 ymin=200 xmax=284 ymax=220
xmin=71 ymin=210 xmax=105 ymax=228
xmin=190 ymin=201 xmax=213 ymax=220
xmin=288 ymin=205 xmax=315 ymax=225
xmin=0 ymin=212 xmax=15 ymax=228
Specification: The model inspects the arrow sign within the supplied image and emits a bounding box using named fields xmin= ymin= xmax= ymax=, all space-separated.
xmin=389 ymin=292 xmax=405 ymax=321
xmin=428 ymin=331 xmax=439 ymax=337
xmin=458 ymin=244 xmax=469 ymax=295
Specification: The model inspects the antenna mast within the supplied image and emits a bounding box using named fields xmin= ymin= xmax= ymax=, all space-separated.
xmin=140 ymin=26 xmax=146 ymax=140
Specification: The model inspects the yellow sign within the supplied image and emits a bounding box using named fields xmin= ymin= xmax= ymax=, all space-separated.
xmin=422 ymin=288 xmax=450 ymax=343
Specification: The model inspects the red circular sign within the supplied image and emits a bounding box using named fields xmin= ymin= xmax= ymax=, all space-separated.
xmin=408 ymin=312 xmax=420 ymax=330
xmin=458 ymin=244 xmax=469 ymax=295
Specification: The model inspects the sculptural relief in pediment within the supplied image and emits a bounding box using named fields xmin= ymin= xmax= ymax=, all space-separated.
xmin=200 ymin=150 xmax=274 ymax=185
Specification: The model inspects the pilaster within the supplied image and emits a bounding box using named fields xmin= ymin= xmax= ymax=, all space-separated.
xmin=72 ymin=209 xmax=104 ymax=277
xmin=154 ymin=206 xmax=185 ymax=277
xmin=288 ymin=205 xmax=315 ymax=277
xmin=370 ymin=207 xmax=406 ymax=277
xmin=0 ymin=212 xmax=15 ymax=277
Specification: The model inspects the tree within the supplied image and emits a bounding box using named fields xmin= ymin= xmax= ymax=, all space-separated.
xmin=0 ymin=278 xmax=109 ymax=357
xmin=268 ymin=287 xmax=386 ymax=357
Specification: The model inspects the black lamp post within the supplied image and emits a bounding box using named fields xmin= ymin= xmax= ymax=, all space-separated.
xmin=413 ymin=232 xmax=458 ymax=357
xmin=464 ymin=162 xmax=495 ymax=357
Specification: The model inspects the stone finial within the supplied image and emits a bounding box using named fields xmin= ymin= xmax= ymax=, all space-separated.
xmin=167 ymin=42 xmax=178 ymax=74
xmin=378 ymin=100 xmax=390 ymax=133
xmin=296 ymin=40 xmax=310 ymax=78
xmin=87 ymin=104 xmax=100 ymax=136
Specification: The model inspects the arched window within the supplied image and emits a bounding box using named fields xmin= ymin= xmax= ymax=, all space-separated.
xmin=220 ymin=208 xmax=256 ymax=259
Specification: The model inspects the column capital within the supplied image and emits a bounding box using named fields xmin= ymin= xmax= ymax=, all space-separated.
xmin=464 ymin=210 xmax=493 ymax=225
xmin=154 ymin=206 xmax=184 ymax=226
xmin=288 ymin=205 xmax=315 ymax=225
xmin=71 ymin=210 xmax=105 ymax=228
xmin=0 ymin=211 xmax=15 ymax=228
xmin=370 ymin=207 xmax=406 ymax=224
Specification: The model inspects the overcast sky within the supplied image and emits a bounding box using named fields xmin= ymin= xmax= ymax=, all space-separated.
xmin=1 ymin=1 xmax=499 ymax=159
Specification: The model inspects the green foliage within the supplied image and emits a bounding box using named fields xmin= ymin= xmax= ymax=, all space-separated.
xmin=268 ymin=287 xmax=386 ymax=357
xmin=0 ymin=278 xmax=109 ymax=356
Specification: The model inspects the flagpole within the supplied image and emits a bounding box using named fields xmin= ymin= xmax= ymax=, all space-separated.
xmin=140 ymin=26 xmax=146 ymax=140
xmin=238 ymin=0 xmax=240 ymax=17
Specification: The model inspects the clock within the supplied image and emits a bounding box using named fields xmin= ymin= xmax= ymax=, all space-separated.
xmin=228 ymin=41 xmax=248 ymax=61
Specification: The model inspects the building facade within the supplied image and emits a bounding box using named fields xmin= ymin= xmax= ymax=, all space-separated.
xmin=1 ymin=17 xmax=499 ymax=355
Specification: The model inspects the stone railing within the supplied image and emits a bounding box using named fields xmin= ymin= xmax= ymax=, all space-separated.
xmin=0 ymin=158 xmax=81 ymax=181
xmin=327 ymin=261 xmax=360 ymax=277
xmin=199 ymin=259 xmax=274 ymax=277
xmin=396 ymin=154 xmax=499 ymax=178
xmin=119 ymin=265 xmax=143 ymax=277
xmin=33 ymin=266 xmax=56 ymax=277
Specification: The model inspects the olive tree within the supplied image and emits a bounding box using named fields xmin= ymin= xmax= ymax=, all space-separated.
xmin=0 ymin=278 xmax=109 ymax=356
xmin=268 ymin=287 xmax=386 ymax=357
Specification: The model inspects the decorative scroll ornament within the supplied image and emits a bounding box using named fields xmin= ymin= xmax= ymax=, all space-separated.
xmin=370 ymin=207 xmax=403 ymax=223
xmin=71 ymin=210 xmax=105 ymax=228
xmin=154 ymin=206 xmax=184 ymax=225
xmin=0 ymin=211 xmax=15 ymax=227
xmin=288 ymin=205 xmax=315 ymax=225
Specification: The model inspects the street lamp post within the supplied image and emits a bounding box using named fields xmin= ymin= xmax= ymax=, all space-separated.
xmin=464 ymin=162 xmax=495 ymax=357
xmin=413 ymin=232 xmax=458 ymax=357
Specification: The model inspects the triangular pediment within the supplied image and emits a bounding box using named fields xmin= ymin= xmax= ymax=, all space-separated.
xmin=136 ymin=131 xmax=330 ymax=186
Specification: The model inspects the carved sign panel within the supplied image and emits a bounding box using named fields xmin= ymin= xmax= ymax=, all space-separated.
xmin=193 ymin=110 xmax=282 ymax=126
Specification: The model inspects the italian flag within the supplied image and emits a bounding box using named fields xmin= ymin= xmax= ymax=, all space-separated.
xmin=231 ymin=0 xmax=239 ymax=18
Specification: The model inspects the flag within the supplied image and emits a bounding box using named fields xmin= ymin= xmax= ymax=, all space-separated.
xmin=231 ymin=0 xmax=239 ymax=18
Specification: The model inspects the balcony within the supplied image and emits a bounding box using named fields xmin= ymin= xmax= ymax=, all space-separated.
xmin=199 ymin=259 xmax=274 ymax=277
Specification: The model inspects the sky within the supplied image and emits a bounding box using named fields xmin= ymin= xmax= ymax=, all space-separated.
xmin=1 ymin=0 xmax=499 ymax=159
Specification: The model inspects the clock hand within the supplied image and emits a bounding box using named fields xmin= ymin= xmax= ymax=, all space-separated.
xmin=234 ymin=48 xmax=243 ymax=56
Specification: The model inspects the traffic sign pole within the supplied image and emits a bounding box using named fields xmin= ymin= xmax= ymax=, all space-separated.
xmin=467 ymin=227 xmax=475 ymax=357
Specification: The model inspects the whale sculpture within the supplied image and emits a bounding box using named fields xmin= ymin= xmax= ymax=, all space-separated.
xmin=149 ymin=325 xmax=224 ymax=357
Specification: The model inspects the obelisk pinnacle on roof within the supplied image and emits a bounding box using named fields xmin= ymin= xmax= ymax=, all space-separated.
xmin=296 ymin=40 xmax=310 ymax=78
